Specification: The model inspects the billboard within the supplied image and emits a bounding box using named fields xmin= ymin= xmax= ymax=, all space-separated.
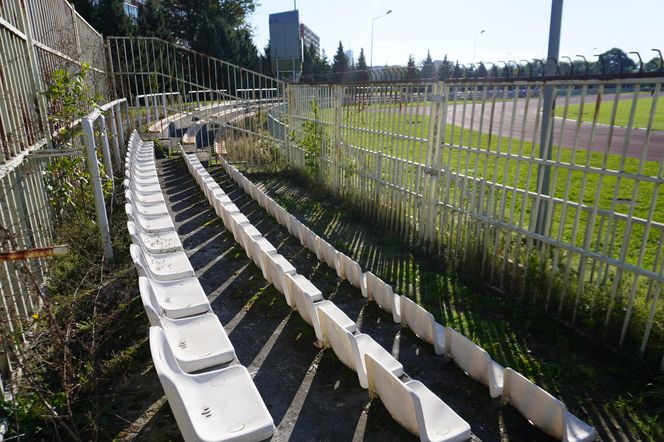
xmin=269 ymin=10 xmax=301 ymax=60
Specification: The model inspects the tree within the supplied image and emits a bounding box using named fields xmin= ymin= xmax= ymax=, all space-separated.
xmin=421 ymin=50 xmax=435 ymax=79
xmin=94 ymin=0 xmax=136 ymax=37
xmin=332 ymin=41 xmax=350 ymax=81
xmin=644 ymin=56 xmax=662 ymax=73
xmin=437 ymin=55 xmax=451 ymax=80
xmin=592 ymin=48 xmax=637 ymax=74
xmin=313 ymin=49 xmax=331 ymax=76
xmin=302 ymin=43 xmax=316 ymax=77
xmin=355 ymin=47 xmax=369 ymax=81
xmin=261 ymin=41 xmax=273 ymax=76
xmin=477 ymin=61 xmax=488 ymax=78
xmin=452 ymin=61 xmax=463 ymax=78
xmin=407 ymin=54 xmax=417 ymax=79
xmin=357 ymin=48 xmax=368 ymax=71
xmin=138 ymin=0 xmax=172 ymax=40
xmin=163 ymin=0 xmax=258 ymax=68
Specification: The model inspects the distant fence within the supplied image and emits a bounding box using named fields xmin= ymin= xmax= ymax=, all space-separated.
xmin=0 ymin=0 xmax=110 ymax=382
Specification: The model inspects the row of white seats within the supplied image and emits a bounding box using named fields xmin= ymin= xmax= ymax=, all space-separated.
xmin=213 ymin=156 xmax=596 ymax=442
xmin=183 ymin=151 xmax=472 ymax=442
xmin=124 ymin=131 xmax=275 ymax=442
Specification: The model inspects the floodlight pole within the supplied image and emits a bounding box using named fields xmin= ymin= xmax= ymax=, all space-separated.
xmin=370 ymin=10 xmax=392 ymax=69
xmin=535 ymin=0 xmax=563 ymax=237
xmin=472 ymin=29 xmax=485 ymax=65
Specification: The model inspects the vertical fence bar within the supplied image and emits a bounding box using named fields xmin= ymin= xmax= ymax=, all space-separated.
xmin=81 ymin=114 xmax=113 ymax=260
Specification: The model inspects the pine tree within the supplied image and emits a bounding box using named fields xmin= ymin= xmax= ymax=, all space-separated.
xmin=332 ymin=41 xmax=350 ymax=82
xmin=313 ymin=49 xmax=330 ymax=76
xmin=95 ymin=0 xmax=136 ymax=37
xmin=138 ymin=0 xmax=172 ymax=40
xmin=356 ymin=48 xmax=367 ymax=71
xmin=421 ymin=50 xmax=435 ymax=79
xmin=437 ymin=55 xmax=451 ymax=80
xmin=407 ymin=54 xmax=417 ymax=79
xmin=302 ymin=43 xmax=315 ymax=77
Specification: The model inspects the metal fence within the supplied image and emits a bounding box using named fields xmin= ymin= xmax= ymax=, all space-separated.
xmin=112 ymin=39 xmax=664 ymax=368
xmin=0 ymin=0 xmax=110 ymax=380
xmin=277 ymin=79 xmax=664 ymax=368
xmin=107 ymin=37 xmax=285 ymax=138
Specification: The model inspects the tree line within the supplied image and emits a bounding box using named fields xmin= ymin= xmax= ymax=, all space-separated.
xmin=71 ymin=0 xmax=264 ymax=71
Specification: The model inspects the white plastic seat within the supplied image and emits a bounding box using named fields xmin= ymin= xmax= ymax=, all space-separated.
xmin=502 ymin=368 xmax=596 ymax=442
xmin=236 ymin=224 xmax=263 ymax=259
xmin=365 ymin=353 xmax=471 ymax=442
xmin=130 ymin=244 xmax=195 ymax=282
xmin=129 ymin=179 xmax=162 ymax=194
xmin=265 ymin=197 xmax=279 ymax=218
xmin=364 ymin=272 xmax=401 ymax=322
xmin=126 ymin=167 xmax=158 ymax=181
xmin=249 ymin=237 xmax=278 ymax=270
xmin=126 ymin=203 xmax=175 ymax=234
xmin=149 ymin=327 xmax=275 ymax=442
xmin=212 ymin=198 xmax=233 ymax=219
xmin=261 ymin=253 xmax=296 ymax=296
xmin=125 ymin=191 xmax=169 ymax=218
xmin=400 ymin=296 xmax=445 ymax=355
xmin=257 ymin=192 xmax=270 ymax=210
xmin=314 ymin=236 xmax=339 ymax=270
xmin=140 ymin=296 xmax=235 ymax=375
xmin=128 ymin=221 xmax=183 ymax=254
xmin=138 ymin=276 xmax=210 ymax=319
xmin=274 ymin=205 xmax=290 ymax=227
xmin=285 ymin=214 xmax=301 ymax=237
xmin=298 ymin=225 xmax=318 ymax=252
xmin=125 ymin=173 xmax=159 ymax=187
xmin=249 ymin=184 xmax=261 ymax=201
xmin=127 ymin=187 xmax=165 ymax=206
xmin=445 ymin=328 xmax=504 ymax=398
xmin=336 ymin=252 xmax=364 ymax=289
xmin=317 ymin=303 xmax=402 ymax=389
xmin=285 ymin=273 xmax=330 ymax=342
xmin=228 ymin=213 xmax=251 ymax=243
xmin=217 ymin=203 xmax=240 ymax=228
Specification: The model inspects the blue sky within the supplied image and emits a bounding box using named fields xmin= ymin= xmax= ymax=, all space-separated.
xmin=248 ymin=0 xmax=663 ymax=66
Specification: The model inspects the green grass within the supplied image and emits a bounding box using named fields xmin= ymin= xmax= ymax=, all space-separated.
xmin=563 ymin=96 xmax=664 ymax=130
xmin=303 ymin=104 xmax=664 ymax=269
xmin=287 ymin=102 xmax=664 ymax=357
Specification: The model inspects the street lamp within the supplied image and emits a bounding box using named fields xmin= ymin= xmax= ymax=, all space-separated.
xmin=370 ymin=10 xmax=392 ymax=69
xmin=472 ymin=29 xmax=485 ymax=64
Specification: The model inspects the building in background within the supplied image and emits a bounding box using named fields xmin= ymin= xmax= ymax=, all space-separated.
xmin=345 ymin=49 xmax=354 ymax=66
xmin=299 ymin=23 xmax=319 ymax=56
xmin=269 ymin=9 xmax=320 ymax=80
xmin=90 ymin=0 xmax=144 ymax=21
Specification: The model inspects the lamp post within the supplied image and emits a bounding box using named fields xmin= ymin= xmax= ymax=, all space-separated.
xmin=472 ymin=29 xmax=485 ymax=64
xmin=370 ymin=9 xmax=392 ymax=69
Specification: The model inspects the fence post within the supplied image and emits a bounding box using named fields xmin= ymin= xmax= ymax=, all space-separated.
xmin=18 ymin=0 xmax=51 ymax=146
xmin=333 ymin=85 xmax=343 ymax=195
xmin=108 ymin=106 xmax=122 ymax=171
xmin=534 ymin=0 xmax=563 ymax=237
xmin=99 ymin=116 xmax=114 ymax=180
xmin=420 ymin=82 xmax=448 ymax=250
xmin=115 ymin=102 xmax=125 ymax=152
xmin=135 ymin=96 xmax=142 ymax=133
xmin=285 ymin=86 xmax=294 ymax=167
xmin=81 ymin=115 xmax=113 ymax=261
xmin=374 ymin=152 xmax=383 ymax=222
